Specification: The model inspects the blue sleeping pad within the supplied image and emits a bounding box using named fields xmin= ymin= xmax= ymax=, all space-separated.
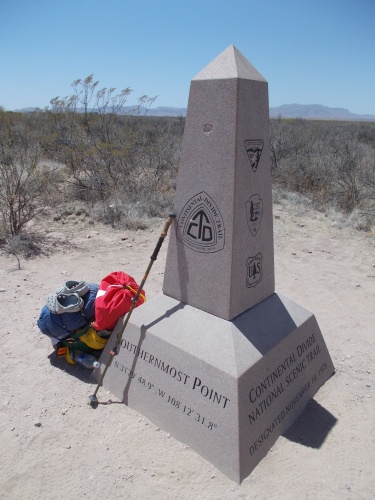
xmin=37 ymin=283 xmax=99 ymax=340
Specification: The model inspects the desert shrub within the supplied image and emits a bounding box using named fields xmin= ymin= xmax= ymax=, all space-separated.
xmin=1 ymin=231 xmax=53 ymax=269
xmin=3 ymin=92 xmax=375 ymax=242
xmin=91 ymin=186 xmax=174 ymax=229
xmin=0 ymin=110 xmax=56 ymax=237
xmin=273 ymin=187 xmax=312 ymax=215
xmin=0 ymin=76 xmax=182 ymax=241
xmin=44 ymin=75 xmax=158 ymax=203
xmin=52 ymin=201 xmax=92 ymax=225
xmin=271 ymin=119 xmax=375 ymax=231
xmin=92 ymin=198 xmax=149 ymax=229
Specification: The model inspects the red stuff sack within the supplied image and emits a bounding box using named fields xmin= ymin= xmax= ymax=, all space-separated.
xmin=93 ymin=271 xmax=146 ymax=331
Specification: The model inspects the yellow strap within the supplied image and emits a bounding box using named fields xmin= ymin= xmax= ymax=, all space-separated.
xmin=65 ymin=348 xmax=76 ymax=365
xmin=127 ymin=285 xmax=146 ymax=303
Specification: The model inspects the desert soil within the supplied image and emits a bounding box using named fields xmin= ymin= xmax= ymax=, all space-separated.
xmin=0 ymin=201 xmax=374 ymax=500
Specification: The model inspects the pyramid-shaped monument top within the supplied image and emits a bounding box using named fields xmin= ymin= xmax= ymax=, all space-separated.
xmin=193 ymin=45 xmax=267 ymax=82
xmin=163 ymin=45 xmax=274 ymax=320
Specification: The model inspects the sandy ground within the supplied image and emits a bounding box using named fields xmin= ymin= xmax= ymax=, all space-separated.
xmin=0 ymin=201 xmax=374 ymax=500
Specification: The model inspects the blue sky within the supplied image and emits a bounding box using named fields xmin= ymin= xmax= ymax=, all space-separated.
xmin=1 ymin=0 xmax=374 ymax=115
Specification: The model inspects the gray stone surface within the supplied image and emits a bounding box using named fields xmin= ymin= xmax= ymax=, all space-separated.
xmin=95 ymin=292 xmax=334 ymax=483
xmin=162 ymin=45 xmax=275 ymax=320
xmin=95 ymin=46 xmax=335 ymax=483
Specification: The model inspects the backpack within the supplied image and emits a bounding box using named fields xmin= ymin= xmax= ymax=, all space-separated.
xmin=37 ymin=282 xmax=99 ymax=341
xmin=55 ymin=324 xmax=110 ymax=364
xmin=37 ymin=274 xmax=145 ymax=365
xmin=92 ymin=271 xmax=146 ymax=331
xmin=37 ymin=281 xmax=108 ymax=363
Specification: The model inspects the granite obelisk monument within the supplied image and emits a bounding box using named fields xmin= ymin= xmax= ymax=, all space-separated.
xmin=95 ymin=46 xmax=335 ymax=483
xmin=163 ymin=45 xmax=274 ymax=319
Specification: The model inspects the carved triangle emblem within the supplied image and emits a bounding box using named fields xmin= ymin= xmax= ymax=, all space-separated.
xmin=177 ymin=192 xmax=225 ymax=253
xmin=244 ymin=139 xmax=264 ymax=172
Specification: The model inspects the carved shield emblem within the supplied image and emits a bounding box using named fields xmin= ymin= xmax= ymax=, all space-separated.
xmin=246 ymin=253 xmax=263 ymax=288
xmin=246 ymin=194 xmax=263 ymax=237
xmin=244 ymin=139 xmax=264 ymax=172
xmin=177 ymin=192 xmax=225 ymax=253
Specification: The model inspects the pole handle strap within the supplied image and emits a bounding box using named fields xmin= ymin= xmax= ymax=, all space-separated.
xmin=161 ymin=213 xmax=176 ymax=238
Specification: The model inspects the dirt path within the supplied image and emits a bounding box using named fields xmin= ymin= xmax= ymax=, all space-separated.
xmin=0 ymin=205 xmax=374 ymax=499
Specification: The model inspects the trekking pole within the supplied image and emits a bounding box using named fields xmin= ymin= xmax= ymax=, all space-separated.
xmin=89 ymin=213 xmax=176 ymax=405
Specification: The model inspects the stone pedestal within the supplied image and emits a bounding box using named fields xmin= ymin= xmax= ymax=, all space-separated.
xmin=95 ymin=293 xmax=334 ymax=483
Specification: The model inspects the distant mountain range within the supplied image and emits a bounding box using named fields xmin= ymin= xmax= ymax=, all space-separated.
xmin=14 ymin=103 xmax=375 ymax=121
xmin=142 ymin=104 xmax=375 ymax=121
xmin=268 ymin=104 xmax=375 ymax=121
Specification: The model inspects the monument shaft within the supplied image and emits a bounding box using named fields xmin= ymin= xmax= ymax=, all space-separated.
xmin=163 ymin=47 xmax=275 ymax=320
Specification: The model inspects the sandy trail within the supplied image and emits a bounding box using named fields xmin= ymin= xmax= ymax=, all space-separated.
xmin=0 ymin=203 xmax=374 ymax=499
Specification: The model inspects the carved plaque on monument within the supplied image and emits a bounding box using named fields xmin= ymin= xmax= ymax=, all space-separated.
xmin=95 ymin=45 xmax=335 ymax=483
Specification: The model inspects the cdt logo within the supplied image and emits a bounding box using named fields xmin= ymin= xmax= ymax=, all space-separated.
xmin=246 ymin=253 xmax=263 ymax=288
xmin=177 ymin=192 xmax=225 ymax=253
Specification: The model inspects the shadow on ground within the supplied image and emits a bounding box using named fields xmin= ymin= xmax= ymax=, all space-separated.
xmin=48 ymin=351 xmax=95 ymax=384
xmin=283 ymin=399 xmax=337 ymax=448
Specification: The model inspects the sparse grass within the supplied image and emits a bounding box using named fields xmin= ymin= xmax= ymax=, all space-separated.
xmin=0 ymin=229 xmax=78 ymax=269
xmin=1 ymin=111 xmax=375 ymax=261
xmin=273 ymin=186 xmax=375 ymax=234
xmin=52 ymin=202 xmax=92 ymax=223
xmin=273 ymin=187 xmax=312 ymax=215
xmin=325 ymin=207 xmax=374 ymax=232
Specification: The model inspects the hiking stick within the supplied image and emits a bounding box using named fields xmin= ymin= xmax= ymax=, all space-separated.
xmin=89 ymin=213 xmax=176 ymax=405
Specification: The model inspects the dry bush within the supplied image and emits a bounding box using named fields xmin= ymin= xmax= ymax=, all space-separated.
xmin=3 ymin=98 xmax=375 ymax=254
xmin=0 ymin=113 xmax=56 ymax=238
xmin=273 ymin=187 xmax=312 ymax=215
xmin=271 ymin=119 xmax=375 ymax=232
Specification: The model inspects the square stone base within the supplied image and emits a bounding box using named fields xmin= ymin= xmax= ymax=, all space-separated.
xmin=94 ymin=292 xmax=334 ymax=483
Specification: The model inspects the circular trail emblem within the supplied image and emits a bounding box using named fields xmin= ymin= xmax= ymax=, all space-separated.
xmin=177 ymin=192 xmax=225 ymax=253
